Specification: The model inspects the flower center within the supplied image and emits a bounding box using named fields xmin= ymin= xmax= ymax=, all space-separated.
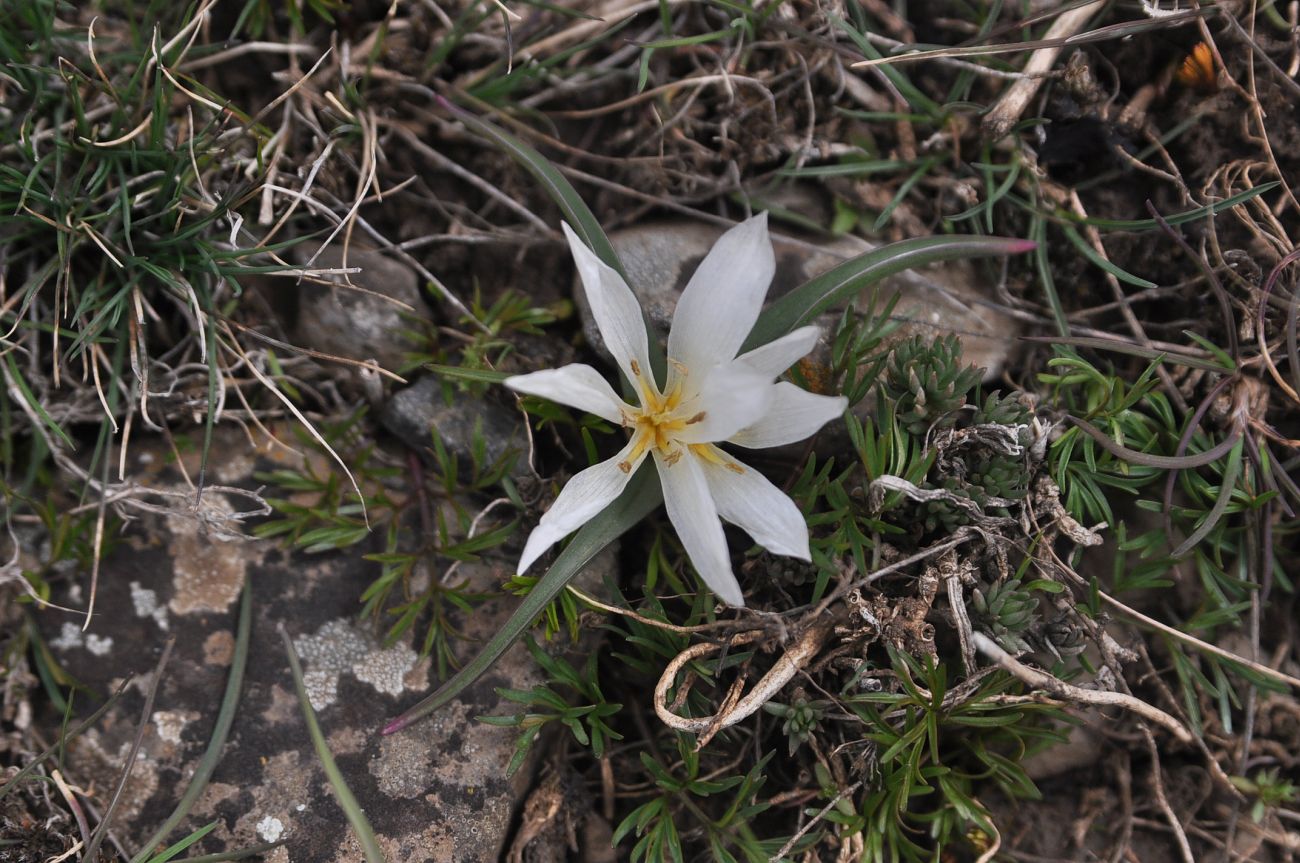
xmin=616 ymin=363 xmax=698 ymax=472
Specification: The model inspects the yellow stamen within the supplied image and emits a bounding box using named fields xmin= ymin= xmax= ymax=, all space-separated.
xmin=689 ymin=444 xmax=746 ymax=474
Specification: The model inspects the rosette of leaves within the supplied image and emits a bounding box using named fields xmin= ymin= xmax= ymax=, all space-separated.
xmin=748 ymin=551 xmax=819 ymax=589
xmin=972 ymin=579 xmax=1038 ymax=654
xmin=763 ymin=694 xmax=828 ymax=755
xmin=882 ymin=335 xmax=984 ymax=436
xmin=922 ymin=392 xmax=1036 ymax=532
xmin=1039 ymin=612 xmax=1087 ymax=659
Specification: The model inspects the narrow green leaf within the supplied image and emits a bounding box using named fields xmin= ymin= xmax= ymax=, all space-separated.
xmin=1062 ymin=224 xmax=1157 ymax=289
xmin=438 ymin=97 xmax=623 ymax=277
xmin=424 ymin=363 xmax=510 ymax=384
xmin=743 ymin=235 xmax=1035 ymax=352
xmin=1071 ymin=182 xmax=1279 ymax=230
xmin=143 ymin=822 xmax=219 ymax=863
xmin=3 ymin=352 xmax=75 ymax=449
xmin=382 ymin=462 xmax=662 ymax=734
xmin=1022 ymin=335 xmax=1230 ymax=372
xmin=1171 ymin=436 xmax=1243 ymax=558
xmin=1068 ymin=416 xmax=1242 ymax=469
xmin=281 ymin=626 xmax=386 ymax=863
xmin=437 ymin=98 xmax=666 ymax=382
xmin=168 ymin=844 xmax=285 ymax=863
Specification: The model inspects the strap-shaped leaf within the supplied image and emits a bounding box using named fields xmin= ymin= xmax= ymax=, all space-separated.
xmin=439 ymin=96 xmax=625 ymax=279
xmin=383 ymin=461 xmax=662 ymax=735
xmin=439 ymin=97 xmax=667 ymax=383
xmin=743 ymin=235 xmax=1036 ymax=353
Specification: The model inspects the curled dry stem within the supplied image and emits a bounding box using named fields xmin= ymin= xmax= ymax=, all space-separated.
xmin=654 ymin=618 xmax=835 ymax=740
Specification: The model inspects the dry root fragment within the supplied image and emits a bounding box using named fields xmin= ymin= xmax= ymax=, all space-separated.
xmin=654 ymin=620 xmax=834 ymax=742
xmin=972 ymin=631 xmax=1194 ymax=745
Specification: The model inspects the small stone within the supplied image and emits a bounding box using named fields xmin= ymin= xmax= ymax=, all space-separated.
xmin=574 ymin=221 xmax=1019 ymax=382
xmin=290 ymin=243 xmax=432 ymax=374
xmin=380 ymin=375 xmax=523 ymax=473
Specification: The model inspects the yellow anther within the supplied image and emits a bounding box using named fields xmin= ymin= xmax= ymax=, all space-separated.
xmin=617 ymin=460 xmax=632 ymax=474
xmin=685 ymin=411 xmax=706 ymax=425
xmin=630 ymin=360 xmax=642 ymax=376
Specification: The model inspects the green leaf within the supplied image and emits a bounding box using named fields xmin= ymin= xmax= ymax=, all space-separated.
xmin=424 ymin=363 xmax=511 ymax=384
xmin=1170 ymin=435 xmax=1244 ymax=558
xmin=382 ymin=462 xmax=662 ymax=733
xmin=438 ymin=98 xmax=622 ymax=271
xmin=143 ymin=822 xmax=219 ymax=863
xmin=1062 ymin=224 xmax=1157 ymax=289
xmin=438 ymin=98 xmax=666 ymax=383
xmin=743 ymin=235 xmax=1036 ymax=352
xmin=1069 ymin=182 xmax=1279 ymax=230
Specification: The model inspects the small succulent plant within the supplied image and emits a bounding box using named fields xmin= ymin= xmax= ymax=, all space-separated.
xmin=882 ymin=334 xmax=984 ymax=436
xmin=972 ymin=579 xmax=1038 ymax=654
xmin=921 ymin=391 xmax=1037 ymax=532
xmin=764 ymin=692 xmax=828 ymax=755
xmin=749 ymin=551 xmax=820 ymax=588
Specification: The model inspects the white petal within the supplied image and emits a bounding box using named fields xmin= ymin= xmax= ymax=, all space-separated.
xmin=735 ymin=325 xmax=822 ymax=378
xmin=505 ymin=364 xmax=630 ymax=424
xmin=667 ymin=213 xmax=775 ymax=374
xmin=675 ymin=361 xmax=774 ymax=444
xmin=562 ymin=223 xmax=652 ymax=386
xmin=517 ymin=441 xmax=647 ymax=574
xmin=728 ymin=382 xmax=847 ymax=449
xmin=700 ymin=450 xmax=810 ymax=559
xmin=656 ymin=450 xmax=744 ymax=606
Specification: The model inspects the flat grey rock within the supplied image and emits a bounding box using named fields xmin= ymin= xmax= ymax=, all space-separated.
xmin=32 ymin=427 xmax=610 ymax=863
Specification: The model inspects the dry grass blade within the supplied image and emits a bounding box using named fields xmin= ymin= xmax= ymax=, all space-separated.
xmin=83 ymin=636 xmax=176 ymax=862
xmin=130 ymin=582 xmax=252 ymax=863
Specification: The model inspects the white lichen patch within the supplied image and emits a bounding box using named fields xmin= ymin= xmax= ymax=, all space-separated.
xmin=295 ymin=620 xmax=368 ymax=673
xmin=256 ymin=815 xmax=285 ymax=843
xmin=291 ymin=619 xmax=420 ymax=710
xmin=50 ymin=622 xmax=114 ymax=656
xmin=152 ymin=710 xmax=193 ymax=745
xmin=131 ymin=581 xmax=170 ymax=631
xmin=50 ymin=622 xmax=84 ymax=652
xmin=302 ymin=669 xmax=338 ymax=713
xmin=354 ymin=643 xmax=418 ymax=696
xmin=85 ymin=634 xmax=114 ymax=656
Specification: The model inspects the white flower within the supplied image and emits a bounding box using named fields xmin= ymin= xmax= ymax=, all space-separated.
xmin=505 ymin=214 xmax=848 ymax=606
